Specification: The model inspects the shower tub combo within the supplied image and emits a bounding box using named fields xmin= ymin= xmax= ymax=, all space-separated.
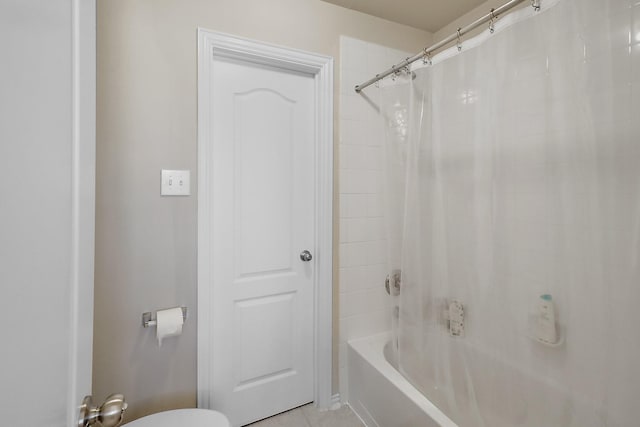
xmin=348 ymin=333 xmax=594 ymax=427
xmin=348 ymin=334 xmax=454 ymax=427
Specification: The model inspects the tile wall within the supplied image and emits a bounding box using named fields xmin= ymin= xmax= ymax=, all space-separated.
xmin=338 ymin=36 xmax=410 ymax=400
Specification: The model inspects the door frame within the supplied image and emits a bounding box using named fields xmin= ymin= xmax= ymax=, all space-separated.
xmin=196 ymin=29 xmax=334 ymax=410
xmin=70 ymin=0 xmax=96 ymax=425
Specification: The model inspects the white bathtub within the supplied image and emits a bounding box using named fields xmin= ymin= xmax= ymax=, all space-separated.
xmin=347 ymin=333 xmax=611 ymax=427
xmin=347 ymin=333 xmax=457 ymax=427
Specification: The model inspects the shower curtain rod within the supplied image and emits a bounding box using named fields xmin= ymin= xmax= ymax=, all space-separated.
xmin=354 ymin=0 xmax=541 ymax=93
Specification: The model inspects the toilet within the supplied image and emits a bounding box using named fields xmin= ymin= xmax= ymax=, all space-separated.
xmin=123 ymin=409 xmax=230 ymax=427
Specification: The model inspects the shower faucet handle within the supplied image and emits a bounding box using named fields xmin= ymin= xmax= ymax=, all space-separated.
xmin=385 ymin=270 xmax=402 ymax=296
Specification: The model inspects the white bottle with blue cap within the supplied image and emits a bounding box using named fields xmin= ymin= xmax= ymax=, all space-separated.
xmin=536 ymin=294 xmax=557 ymax=344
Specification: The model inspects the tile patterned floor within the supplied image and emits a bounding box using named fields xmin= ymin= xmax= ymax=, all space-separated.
xmin=247 ymin=403 xmax=365 ymax=427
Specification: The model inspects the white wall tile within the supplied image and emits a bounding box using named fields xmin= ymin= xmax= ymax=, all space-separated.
xmin=341 ymin=36 xmax=368 ymax=72
xmin=338 ymin=37 xmax=412 ymax=395
xmin=340 ymin=266 xmax=365 ymax=294
xmin=339 ymin=365 xmax=349 ymax=403
xmin=342 ymin=68 xmax=372 ymax=97
xmin=366 ymin=123 xmax=384 ymax=147
xmin=340 ymin=241 xmax=369 ymax=268
xmin=365 ymin=264 xmax=388 ymax=290
xmin=367 ymin=42 xmax=393 ymax=71
xmin=366 ymin=194 xmax=383 ymax=217
xmin=340 ymin=96 xmax=362 ymax=121
xmin=365 ymin=146 xmax=381 ymax=170
xmin=364 ymin=170 xmax=381 ymax=194
xmin=343 ymin=310 xmax=392 ymax=341
xmin=340 ymin=144 xmax=368 ymax=170
xmin=339 ymin=119 xmax=360 ymax=145
xmin=340 ymin=193 xmax=368 ymax=218
xmin=339 ymin=342 xmax=348 ymax=368
xmin=339 ymin=219 xmax=349 ymax=243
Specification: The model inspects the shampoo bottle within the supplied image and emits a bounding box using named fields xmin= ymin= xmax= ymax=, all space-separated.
xmin=536 ymin=294 xmax=557 ymax=344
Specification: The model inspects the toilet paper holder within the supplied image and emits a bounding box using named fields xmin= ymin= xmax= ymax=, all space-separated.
xmin=142 ymin=307 xmax=187 ymax=328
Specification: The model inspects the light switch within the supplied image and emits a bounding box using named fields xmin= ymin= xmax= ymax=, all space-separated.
xmin=161 ymin=169 xmax=190 ymax=196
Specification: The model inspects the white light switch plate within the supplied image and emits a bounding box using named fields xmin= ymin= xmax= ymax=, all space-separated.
xmin=161 ymin=169 xmax=190 ymax=196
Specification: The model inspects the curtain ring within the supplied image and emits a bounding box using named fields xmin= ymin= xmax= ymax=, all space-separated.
xmin=456 ymin=28 xmax=463 ymax=52
xmin=423 ymin=50 xmax=432 ymax=66
xmin=531 ymin=0 xmax=541 ymax=11
xmin=391 ymin=65 xmax=399 ymax=81
xmin=489 ymin=9 xmax=496 ymax=33
xmin=404 ymin=57 xmax=411 ymax=75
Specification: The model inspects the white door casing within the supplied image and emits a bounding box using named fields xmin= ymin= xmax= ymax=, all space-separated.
xmin=197 ymin=30 xmax=333 ymax=426
xmin=70 ymin=0 xmax=97 ymax=424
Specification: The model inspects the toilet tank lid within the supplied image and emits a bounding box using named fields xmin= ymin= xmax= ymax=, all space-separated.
xmin=122 ymin=408 xmax=230 ymax=427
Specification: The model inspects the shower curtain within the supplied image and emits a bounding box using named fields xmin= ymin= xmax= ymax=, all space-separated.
xmin=380 ymin=0 xmax=640 ymax=426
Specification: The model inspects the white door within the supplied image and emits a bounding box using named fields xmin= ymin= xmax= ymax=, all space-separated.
xmin=205 ymin=55 xmax=316 ymax=426
xmin=0 ymin=1 xmax=95 ymax=426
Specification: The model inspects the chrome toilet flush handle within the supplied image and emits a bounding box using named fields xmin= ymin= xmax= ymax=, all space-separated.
xmin=79 ymin=394 xmax=128 ymax=427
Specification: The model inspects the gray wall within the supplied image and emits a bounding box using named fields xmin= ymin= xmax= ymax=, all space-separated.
xmin=94 ymin=0 xmax=430 ymax=421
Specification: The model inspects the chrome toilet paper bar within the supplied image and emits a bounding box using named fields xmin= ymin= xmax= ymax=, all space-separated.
xmin=142 ymin=307 xmax=187 ymax=328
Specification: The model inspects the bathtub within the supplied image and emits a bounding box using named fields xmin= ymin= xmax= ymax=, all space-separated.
xmin=347 ymin=333 xmax=457 ymax=427
xmin=348 ymin=333 xmax=609 ymax=427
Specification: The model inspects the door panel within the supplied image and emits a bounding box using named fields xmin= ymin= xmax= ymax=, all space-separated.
xmin=208 ymin=57 xmax=315 ymax=426
xmin=0 ymin=1 xmax=95 ymax=426
xmin=234 ymin=89 xmax=295 ymax=276
xmin=234 ymin=292 xmax=295 ymax=385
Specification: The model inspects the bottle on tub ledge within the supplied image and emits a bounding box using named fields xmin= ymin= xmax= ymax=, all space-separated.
xmin=535 ymin=294 xmax=557 ymax=345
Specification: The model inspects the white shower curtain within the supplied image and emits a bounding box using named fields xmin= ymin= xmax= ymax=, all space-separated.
xmin=380 ymin=0 xmax=640 ymax=425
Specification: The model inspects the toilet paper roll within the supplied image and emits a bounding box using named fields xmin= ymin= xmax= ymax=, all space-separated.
xmin=156 ymin=307 xmax=184 ymax=346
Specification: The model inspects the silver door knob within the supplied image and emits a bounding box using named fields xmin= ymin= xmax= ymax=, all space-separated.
xmin=78 ymin=394 xmax=128 ymax=427
xmin=300 ymin=250 xmax=313 ymax=262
